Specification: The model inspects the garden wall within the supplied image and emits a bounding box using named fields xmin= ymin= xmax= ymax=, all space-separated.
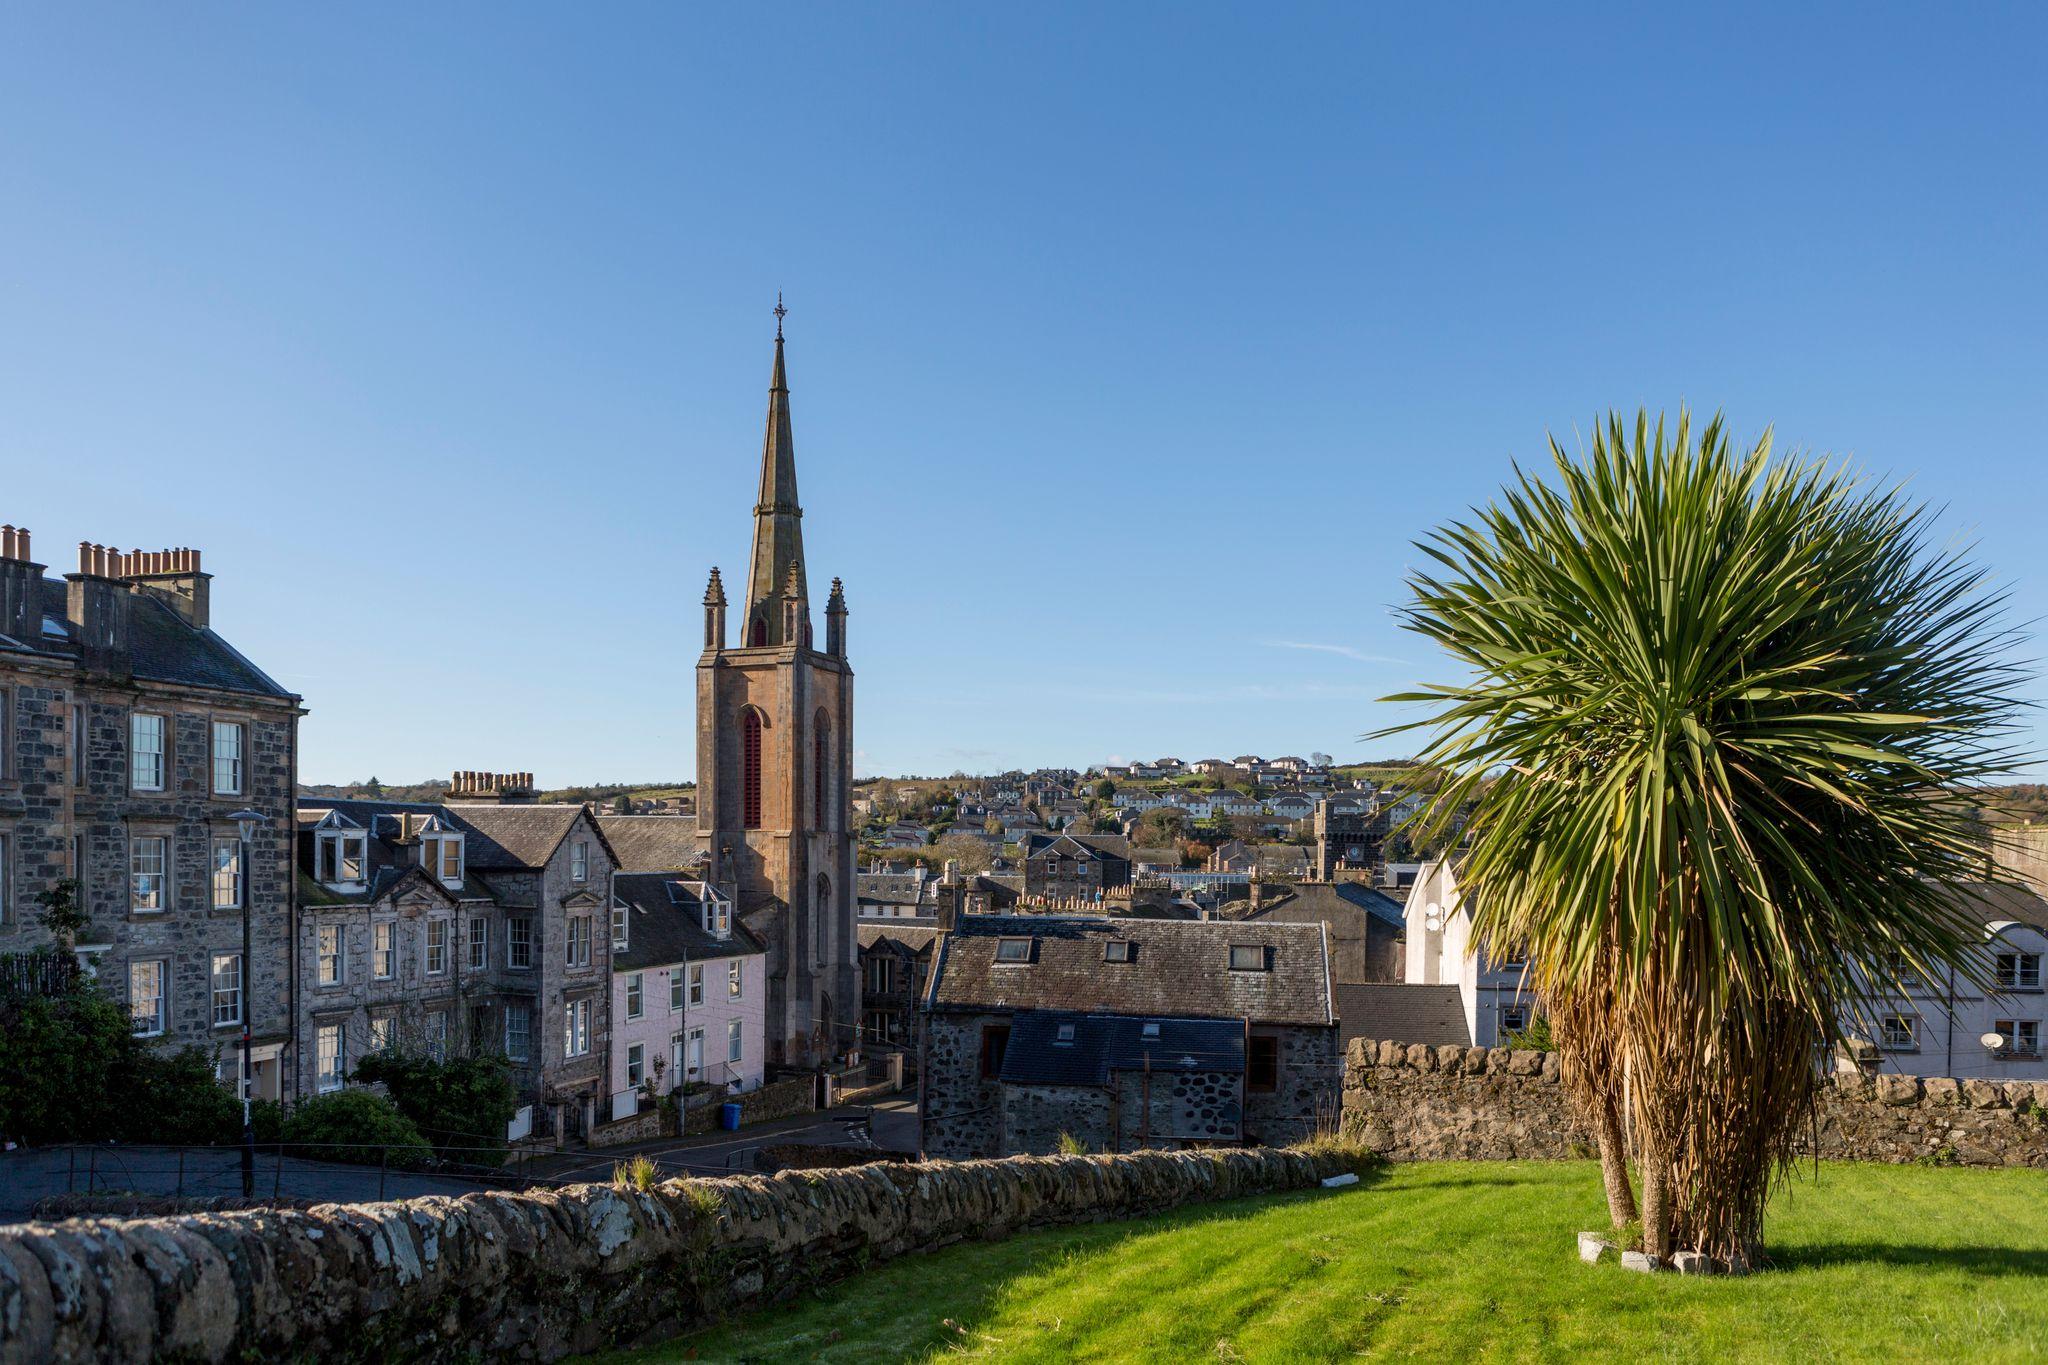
xmin=1341 ymin=1037 xmax=2048 ymax=1166
xmin=0 ymin=1147 xmax=1345 ymax=1365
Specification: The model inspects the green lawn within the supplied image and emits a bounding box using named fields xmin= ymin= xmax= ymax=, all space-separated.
xmin=590 ymin=1161 xmax=2048 ymax=1364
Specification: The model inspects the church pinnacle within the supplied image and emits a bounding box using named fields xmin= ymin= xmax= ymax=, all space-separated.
xmin=744 ymin=302 xmax=807 ymax=646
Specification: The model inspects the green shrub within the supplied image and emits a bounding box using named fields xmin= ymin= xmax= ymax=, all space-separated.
xmin=1056 ymin=1132 xmax=1090 ymax=1156
xmin=280 ymin=1090 xmax=432 ymax=1168
xmin=352 ymin=1050 xmax=517 ymax=1167
xmin=126 ymin=1045 xmax=242 ymax=1144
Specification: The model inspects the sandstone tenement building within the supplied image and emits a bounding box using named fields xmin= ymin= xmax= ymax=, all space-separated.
xmin=0 ymin=531 xmax=302 ymax=1096
xmin=294 ymin=773 xmax=619 ymax=1135
xmin=696 ymin=321 xmax=858 ymax=1066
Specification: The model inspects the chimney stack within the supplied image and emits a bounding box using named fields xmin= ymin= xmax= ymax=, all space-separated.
xmin=450 ymin=770 xmax=537 ymax=804
xmin=0 ymin=525 xmax=41 ymax=645
xmin=65 ymin=543 xmax=133 ymax=677
xmin=116 ymin=546 xmax=210 ymax=630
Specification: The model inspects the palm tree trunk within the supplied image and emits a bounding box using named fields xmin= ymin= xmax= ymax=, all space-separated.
xmin=1595 ymin=1093 xmax=1637 ymax=1227
xmin=1640 ymin=1156 xmax=1672 ymax=1260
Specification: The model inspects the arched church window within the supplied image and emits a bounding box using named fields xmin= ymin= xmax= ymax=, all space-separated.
xmin=741 ymin=709 xmax=763 ymax=829
xmin=749 ymin=615 xmax=767 ymax=647
xmin=814 ymin=711 xmax=831 ymax=831
xmin=816 ymin=873 xmax=832 ymax=962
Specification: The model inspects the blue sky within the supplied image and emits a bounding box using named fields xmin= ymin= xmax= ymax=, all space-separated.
xmin=3 ymin=6 xmax=2042 ymax=783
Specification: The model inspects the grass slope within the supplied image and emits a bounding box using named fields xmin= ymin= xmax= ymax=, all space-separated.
xmin=591 ymin=1162 xmax=2048 ymax=1364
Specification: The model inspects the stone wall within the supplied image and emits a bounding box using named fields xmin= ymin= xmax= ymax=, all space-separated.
xmin=0 ymin=1147 xmax=1347 ymax=1364
xmin=678 ymin=1073 xmax=815 ymax=1135
xmin=1341 ymin=1038 xmax=2048 ymax=1166
xmin=586 ymin=1104 xmax=670 ymax=1150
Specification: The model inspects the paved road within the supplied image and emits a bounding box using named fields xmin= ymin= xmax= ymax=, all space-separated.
xmin=546 ymin=1098 xmax=921 ymax=1184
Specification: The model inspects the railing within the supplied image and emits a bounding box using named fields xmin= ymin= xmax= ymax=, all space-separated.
xmin=0 ymin=949 xmax=82 ymax=999
xmin=1 ymin=1140 xmax=586 ymax=1217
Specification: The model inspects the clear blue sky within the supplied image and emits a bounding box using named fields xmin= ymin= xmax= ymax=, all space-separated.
xmin=3 ymin=6 xmax=2042 ymax=783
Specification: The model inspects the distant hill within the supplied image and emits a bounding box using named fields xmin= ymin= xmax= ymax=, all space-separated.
xmin=297 ymin=779 xmax=695 ymax=806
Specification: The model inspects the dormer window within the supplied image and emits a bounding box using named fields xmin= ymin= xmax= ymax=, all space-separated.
xmin=994 ymin=937 xmax=1033 ymax=964
xmin=313 ymin=813 xmax=368 ymax=891
xmin=701 ymin=887 xmax=732 ymax=939
xmin=421 ymin=828 xmax=464 ymax=888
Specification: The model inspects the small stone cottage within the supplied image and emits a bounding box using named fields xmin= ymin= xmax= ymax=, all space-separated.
xmin=919 ymin=914 xmax=1337 ymax=1158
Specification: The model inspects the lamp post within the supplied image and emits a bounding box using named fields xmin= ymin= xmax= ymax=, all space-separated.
xmin=228 ymin=808 xmax=268 ymax=1197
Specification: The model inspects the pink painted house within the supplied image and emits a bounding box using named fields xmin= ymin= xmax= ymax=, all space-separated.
xmin=609 ymin=874 xmax=766 ymax=1113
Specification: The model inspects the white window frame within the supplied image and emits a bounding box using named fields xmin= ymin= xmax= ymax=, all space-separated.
xmin=565 ymin=997 xmax=592 ymax=1057
xmin=626 ymin=1042 xmax=645 ymax=1088
xmin=567 ymin=914 xmax=591 ymax=969
xmin=727 ymin=1017 xmax=743 ymax=1065
xmin=317 ymin=924 xmax=345 ymax=986
xmin=425 ymin=919 xmax=449 ymax=976
xmin=670 ymin=971 xmax=685 ymax=1012
xmin=1880 ymin=1013 xmax=1918 ymax=1050
xmin=571 ymin=840 xmax=589 ymax=883
xmin=317 ymin=829 xmax=368 ymax=890
xmin=467 ymin=916 xmax=489 ymax=971
xmin=211 ymin=836 xmax=244 ymax=910
xmin=507 ymin=915 xmax=534 ymax=969
xmin=316 ymin=1023 xmax=346 ymax=1092
xmin=368 ymin=1014 xmax=394 ymax=1054
xmin=1993 ymin=1018 xmax=2041 ymax=1057
xmin=130 ymin=835 xmax=168 ymax=913
xmin=210 ymin=720 xmax=245 ymax=796
xmin=625 ymin=972 xmax=644 ymax=1020
xmin=1995 ymin=951 xmax=2043 ymax=992
xmin=210 ymin=952 xmax=242 ymax=1028
xmin=689 ymin=963 xmax=705 ymax=1006
xmin=373 ymin=921 xmax=395 ymax=980
xmin=704 ymin=892 xmax=731 ymax=939
xmin=130 ymin=712 xmax=166 ymax=792
xmin=504 ymin=1002 xmax=532 ymax=1061
xmin=611 ymin=900 xmax=629 ymax=951
xmin=423 ymin=830 xmax=465 ymax=888
xmin=129 ymin=958 xmax=168 ymax=1036
xmin=728 ymin=959 xmax=743 ymax=999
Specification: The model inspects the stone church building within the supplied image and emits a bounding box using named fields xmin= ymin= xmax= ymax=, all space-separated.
xmin=696 ymin=319 xmax=858 ymax=1067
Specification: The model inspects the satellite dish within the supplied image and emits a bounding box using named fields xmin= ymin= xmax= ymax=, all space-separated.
xmin=1982 ymin=1031 xmax=2009 ymax=1052
xmin=1424 ymin=901 xmax=1442 ymax=932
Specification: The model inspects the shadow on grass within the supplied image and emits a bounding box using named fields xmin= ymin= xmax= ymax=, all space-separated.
xmin=1768 ymin=1242 xmax=2048 ymax=1278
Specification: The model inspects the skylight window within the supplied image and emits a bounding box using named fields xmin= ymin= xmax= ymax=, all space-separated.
xmin=1229 ymin=944 xmax=1267 ymax=971
xmin=994 ymin=937 xmax=1033 ymax=963
xmin=1055 ymin=1023 xmax=1076 ymax=1043
xmin=1104 ymin=940 xmax=1134 ymax=963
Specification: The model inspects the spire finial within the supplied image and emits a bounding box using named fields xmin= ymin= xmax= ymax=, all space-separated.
xmin=773 ymin=292 xmax=786 ymax=340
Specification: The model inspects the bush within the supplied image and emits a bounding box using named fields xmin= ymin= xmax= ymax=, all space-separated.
xmin=352 ymin=1050 xmax=517 ymax=1168
xmin=127 ymin=1045 xmax=243 ymax=1145
xmin=280 ymin=1091 xmax=432 ymax=1168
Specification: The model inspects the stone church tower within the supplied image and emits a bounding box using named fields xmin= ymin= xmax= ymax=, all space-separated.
xmin=697 ymin=317 xmax=858 ymax=1066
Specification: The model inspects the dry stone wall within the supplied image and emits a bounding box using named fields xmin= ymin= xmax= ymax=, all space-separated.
xmin=0 ymin=1147 xmax=1344 ymax=1365
xmin=1341 ymin=1038 xmax=2048 ymax=1166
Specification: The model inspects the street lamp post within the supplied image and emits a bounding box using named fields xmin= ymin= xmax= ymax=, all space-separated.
xmin=229 ymin=808 xmax=268 ymax=1198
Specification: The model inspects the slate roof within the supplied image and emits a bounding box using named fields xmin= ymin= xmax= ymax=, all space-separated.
xmin=857 ymin=921 xmax=943 ymax=954
xmin=857 ymin=872 xmax=930 ymax=907
xmin=611 ymin=872 xmax=764 ymax=970
xmin=26 ymin=578 xmax=293 ymax=698
xmin=927 ymin=915 xmax=1332 ymax=1027
xmin=443 ymin=804 xmax=592 ymax=870
xmin=998 ymin=1011 xmax=1247 ymax=1086
xmin=1020 ymin=832 xmax=1131 ymax=863
xmin=1249 ymin=882 xmax=1407 ymax=932
xmin=597 ymin=815 xmax=704 ymax=873
xmin=1333 ymin=984 xmax=1471 ymax=1049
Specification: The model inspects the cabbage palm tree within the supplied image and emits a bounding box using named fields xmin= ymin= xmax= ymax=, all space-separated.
xmin=1388 ymin=411 xmax=2023 ymax=1264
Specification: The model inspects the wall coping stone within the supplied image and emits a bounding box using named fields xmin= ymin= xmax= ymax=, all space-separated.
xmin=0 ymin=1147 xmax=1350 ymax=1364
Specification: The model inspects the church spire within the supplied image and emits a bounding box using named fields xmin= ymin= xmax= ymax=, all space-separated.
xmin=744 ymin=300 xmax=807 ymax=646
